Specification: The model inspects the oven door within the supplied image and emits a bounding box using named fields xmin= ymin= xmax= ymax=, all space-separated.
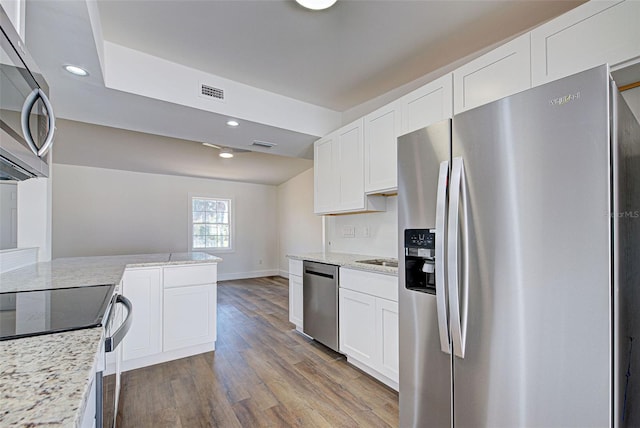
xmin=97 ymin=294 xmax=132 ymax=428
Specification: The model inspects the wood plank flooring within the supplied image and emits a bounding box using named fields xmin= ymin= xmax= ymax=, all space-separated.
xmin=116 ymin=276 xmax=399 ymax=427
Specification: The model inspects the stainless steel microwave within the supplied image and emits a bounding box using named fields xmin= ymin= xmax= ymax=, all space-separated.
xmin=0 ymin=5 xmax=54 ymax=181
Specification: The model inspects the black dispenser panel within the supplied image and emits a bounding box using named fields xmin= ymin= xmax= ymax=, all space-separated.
xmin=404 ymin=229 xmax=436 ymax=294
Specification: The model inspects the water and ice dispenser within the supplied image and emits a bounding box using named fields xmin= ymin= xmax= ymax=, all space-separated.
xmin=404 ymin=229 xmax=436 ymax=294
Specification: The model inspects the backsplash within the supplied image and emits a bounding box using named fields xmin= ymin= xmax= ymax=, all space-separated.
xmin=326 ymin=196 xmax=398 ymax=258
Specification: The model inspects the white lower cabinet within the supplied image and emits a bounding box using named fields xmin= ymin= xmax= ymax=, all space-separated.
xmin=80 ymin=374 xmax=96 ymax=428
xmin=339 ymin=288 xmax=376 ymax=365
xmin=121 ymin=268 xmax=162 ymax=362
xmin=339 ymin=268 xmax=399 ymax=390
xmin=288 ymin=259 xmax=303 ymax=329
xmin=121 ymin=263 xmax=218 ymax=371
xmin=376 ymin=297 xmax=399 ymax=381
xmin=164 ymin=284 xmax=216 ymax=351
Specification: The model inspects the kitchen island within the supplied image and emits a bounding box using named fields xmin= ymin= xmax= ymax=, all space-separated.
xmin=0 ymin=252 xmax=221 ymax=428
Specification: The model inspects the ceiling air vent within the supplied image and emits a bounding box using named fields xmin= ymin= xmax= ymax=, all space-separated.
xmin=200 ymin=83 xmax=224 ymax=101
xmin=251 ymin=140 xmax=277 ymax=149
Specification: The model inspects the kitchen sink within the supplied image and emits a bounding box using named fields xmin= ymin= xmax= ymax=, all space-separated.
xmin=355 ymin=259 xmax=398 ymax=268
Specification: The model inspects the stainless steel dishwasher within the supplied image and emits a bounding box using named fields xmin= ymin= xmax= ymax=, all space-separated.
xmin=302 ymin=261 xmax=339 ymax=352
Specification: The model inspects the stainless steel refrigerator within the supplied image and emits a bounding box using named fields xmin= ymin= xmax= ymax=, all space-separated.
xmin=398 ymin=64 xmax=640 ymax=427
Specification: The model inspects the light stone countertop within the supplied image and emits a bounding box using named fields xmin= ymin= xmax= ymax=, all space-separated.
xmin=0 ymin=252 xmax=222 ymax=293
xmin=287 ymin=252 xmax=398 ymax=276
xmin=0 ymin=252 xmax=222 ymax=427
xmin=0 ymin=329 xmax=103 ymax=428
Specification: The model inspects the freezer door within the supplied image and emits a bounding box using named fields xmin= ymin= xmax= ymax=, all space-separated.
xmin=398 ymin=120 xmax=452 ymax=428
xmin=451 ymin=65 xmax=612 ymax=427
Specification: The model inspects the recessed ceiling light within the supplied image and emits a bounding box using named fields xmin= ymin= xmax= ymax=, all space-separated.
xmin=63 ymin=65 xmax=89 ymax=76
xmin=295 ymin=0 xmax=337 ymax=10
xmin=226 ymin=120 xmax=239 ymax=127
xmin=219 ymin=148 xmax=234 ymax=158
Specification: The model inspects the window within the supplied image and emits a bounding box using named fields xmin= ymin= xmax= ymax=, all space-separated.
xmin=191 ymin=197 xmax=232 ymax=250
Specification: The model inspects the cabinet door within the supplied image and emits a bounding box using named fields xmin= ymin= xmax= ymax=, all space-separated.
xmin=122 ymin=268 xmax=162 ymax=361
xmin=401 ymin=73 xmax=453 ymax=135
xmin=376 ymin=298 xmax=399 ymax=382
xmin=288 ymin=259 xmax=303 ymax=277
xmin=453 ymin=34 xmax=531 ymax=114
xmin=163 ymin=284 xmax=216 ymax=352
xmin=314 ymin=135 xmax=338 ymax=214
xmin=289 ymin=274 xmax=303 ymax=328
xmin=531 ymin=1 xmax=640 ymax=86
xmin=339 ymin=288 xmax=377 ymax=365
xmin=337 ymin=119 xmax=365 ymax=211
xmin=364 ymin=101 xmax=402 ymax=194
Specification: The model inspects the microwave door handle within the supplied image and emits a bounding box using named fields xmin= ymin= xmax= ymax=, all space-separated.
xmin=20 ymin=88 xmax=55 ymax=158
xmin=36 ymin=89 xmax=55 ymax=157
xmin=435 ymin=160 xmax=451 ymax=354
xmin=447 ymin=157 xmax=469 ymax=359
xmin=105 ymin=295 xmax=133 ymax=352
xmin=21 ymin=88 xmax=40 ymax=156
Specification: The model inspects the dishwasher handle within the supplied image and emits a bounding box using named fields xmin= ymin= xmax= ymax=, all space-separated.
xmin=105 ymin=294 xmax=133 ymax=353
xmin=304 ymin=269 xmax=335 ymax=279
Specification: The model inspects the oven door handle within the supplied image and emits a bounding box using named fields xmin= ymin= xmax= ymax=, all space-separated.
xmin=105 ymin=295 xmax=133 ymax=353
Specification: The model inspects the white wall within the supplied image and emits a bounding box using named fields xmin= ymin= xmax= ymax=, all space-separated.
xmin=326 ymin=196 xmax=398 ymax=259
xmin=276 ymin=168 xmax=323 ymax=276
xmin=52 ymin=164 xmax=278 ymax=280
xmin=622 ymin=86 xmax=640 ymax=122
xmin=17 ymin=174 xmax=52 ymax=262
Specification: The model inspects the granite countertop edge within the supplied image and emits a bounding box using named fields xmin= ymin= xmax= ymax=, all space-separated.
xmin=0 ymin=251 xmax=223 ymax=428
xmin=287 ymin=252 xmax=398 ymax=276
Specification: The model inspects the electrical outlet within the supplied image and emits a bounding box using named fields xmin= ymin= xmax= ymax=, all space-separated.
xmin=259 ymin=259 xmax=263 ymax=265
xmin=363 ymin=226 xmax=371 ymax=237
xmin=342 ymin=225 xmax=356 ymax=238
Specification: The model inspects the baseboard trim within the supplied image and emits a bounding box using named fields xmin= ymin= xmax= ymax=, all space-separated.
xmin=119 ymin=342 xmax=216 ymax=373
xmin=217 ymin=269 xmax=280 ymax=281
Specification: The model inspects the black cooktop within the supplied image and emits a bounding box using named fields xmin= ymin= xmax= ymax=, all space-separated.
xmin=0 ymin=284 xmax=115 ymax=341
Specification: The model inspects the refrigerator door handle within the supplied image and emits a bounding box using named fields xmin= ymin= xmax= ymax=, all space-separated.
xmin=435 ymin=160 xmax=451 ymax=354
xmin=447 ymin=156 xmax=469 ymax=358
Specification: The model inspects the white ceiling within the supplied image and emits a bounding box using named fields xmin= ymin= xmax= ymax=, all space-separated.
xmin=96 ymin=0 xmax=584 ymax=111
xmin=22 ymin=0 xmax=584 ymax=185
xmin=53 ymin=119 xmax=313 ymax=186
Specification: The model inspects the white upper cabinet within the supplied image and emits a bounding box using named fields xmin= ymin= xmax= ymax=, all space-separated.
xmin=401 ymin=73 xmax=453 ymax=135
xmin=314 ymin=119 xmax=385 ymax=215
xmin=453 ymin=34 xmax=531 ymax=114
xmin=531 ymin=0 xmax=640 ymax=86
xmin=364 ymin=100 xmax=402 ymax=194
xmin=337 ymin=120 xmax=365 ymax=210
xmin=314 ymin=134 xmax=338 ymax=213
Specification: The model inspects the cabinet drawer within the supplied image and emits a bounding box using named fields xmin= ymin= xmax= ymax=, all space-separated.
xmin=163 ymin=263 xmax=217 ymax=288
xmin=289 ymin=259 xmax=303 ymax=277
xmin=340 ymin=268 xmax=398 ymax=302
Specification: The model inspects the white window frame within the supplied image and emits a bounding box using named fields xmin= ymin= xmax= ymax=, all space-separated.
xmin=188 ymin=194 xmax=234 ymax=253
